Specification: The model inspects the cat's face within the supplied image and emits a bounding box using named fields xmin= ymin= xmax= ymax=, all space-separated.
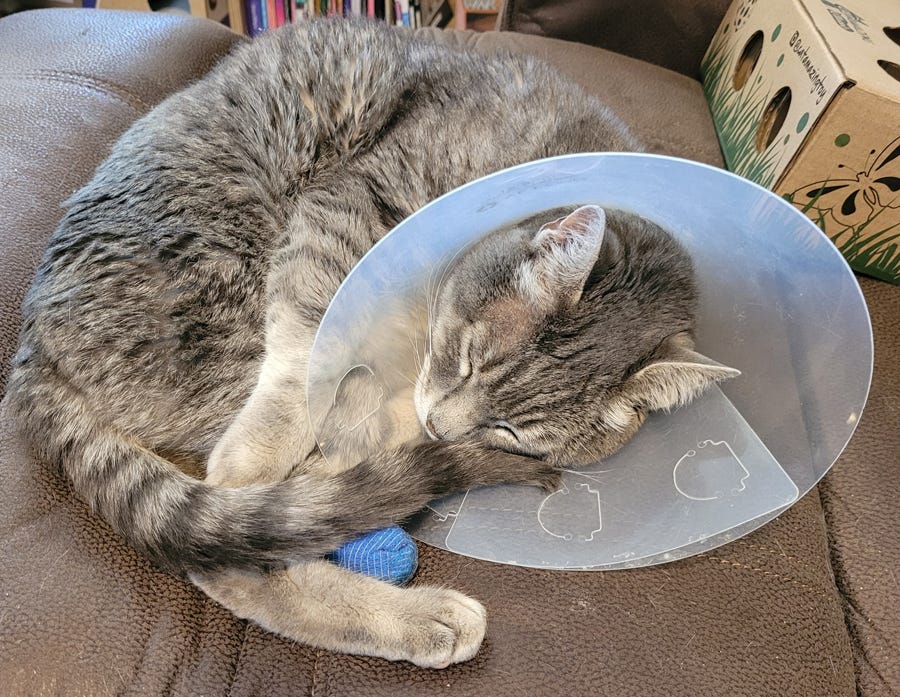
xmin=414 ymin=206 xmax=738 ymax=466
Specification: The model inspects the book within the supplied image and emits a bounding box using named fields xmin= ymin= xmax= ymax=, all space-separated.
xmin=245 ymin=0 xmax=266 ymax=34
xmin=274 ymin=0 xmax=286 ymax=26
xmin=427 ymin=0 xmax=451 ymax=27
xmin=259 ymin=0 xmax=269 ymax=29
xmin=394 ymin=0 xmax=408 ymax=25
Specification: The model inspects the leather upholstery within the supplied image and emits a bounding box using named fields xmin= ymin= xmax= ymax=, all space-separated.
xmin=497 ymin=0 xmax=732 ymax=78
xmin=420 ymin=28 xmax=726 ymax=165
xmin=818 ymin=276 xmax=900 ymax=697
xmin=0 ymin=8 xmax=896 ymax=697
xmin=0 ymin=9 xmax=242 ymax=394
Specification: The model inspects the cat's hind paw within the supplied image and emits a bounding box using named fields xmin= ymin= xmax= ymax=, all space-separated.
xmin=392 ymin=587 xmax=487 ymax=669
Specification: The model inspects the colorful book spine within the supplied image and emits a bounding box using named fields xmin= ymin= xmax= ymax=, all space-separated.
xmin=259 ymin=0 xmax=269 ymax=29
xmin=275 ymin=0 xmax=286 ymax=25
xmin=427 ymin=0 xmax=451 ymax=27
xmin=245 ymin=0 xmax=266 ymax=35
xmin=394 ymin=0 xmax=409 ymax=25
xmin=367 ymin=0 xmax=374 ymax=16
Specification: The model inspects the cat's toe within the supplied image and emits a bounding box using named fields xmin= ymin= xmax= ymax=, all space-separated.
xmin=401 ymin=588 xmax=486 ymax=668
xmin=437 ymin=591 xmax=487 ymax=666
xmin=498 ymin=452 xmax=562 ymax=492
xmin=529 ymin=461 xmax=564 ymax=492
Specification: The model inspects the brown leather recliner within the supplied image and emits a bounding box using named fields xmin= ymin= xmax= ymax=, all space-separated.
xmin=0 ymin=3 xmax=897 ymax=695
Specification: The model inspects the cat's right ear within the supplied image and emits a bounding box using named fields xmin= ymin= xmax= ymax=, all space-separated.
xmin=623 ymin=332 xmax=741 ymax=412
xmin=516 ymin=205 xmax=607 ymax=311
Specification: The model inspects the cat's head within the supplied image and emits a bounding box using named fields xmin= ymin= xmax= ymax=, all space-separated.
xmin=414 ymin=205 xmax=739 ymax=465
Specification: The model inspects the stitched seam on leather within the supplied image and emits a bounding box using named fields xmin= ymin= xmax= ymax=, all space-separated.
xmin=731 ymin=539 xmax=825 ymax=578
xmin=847 ymin=602 xmax=900 ymax=693
xmin=225 ymin=622 xmax=251 ymax=697
xmin=310 ymin=648 xmax=323 ymax=697
xmin=861 ymin=643 xmax=895 ymax=691
xmin=817 ymin=484 xmax=869 ymax=694
xmin=698 ymin=553 xmax=834 ymax=601
xmin=843 ymin=593 xmax=898 ymax=680
xmin=0 ymin=70 xmax=154 ymax=113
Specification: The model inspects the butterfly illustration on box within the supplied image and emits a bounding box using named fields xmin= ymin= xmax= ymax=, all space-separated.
xmin=789 ymin=136 xmax=900 ymax=229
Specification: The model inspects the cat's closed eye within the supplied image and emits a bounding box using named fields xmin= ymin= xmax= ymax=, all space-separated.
xmin=491 ymin=421 xmax=520 ymax=442
xmin=414 ymin=206 xmax=738 ymax=467
xmin=458 ymin=328 xmax=483 ymax=379
xmin=458 ymin=332 xmax=473 ymax=378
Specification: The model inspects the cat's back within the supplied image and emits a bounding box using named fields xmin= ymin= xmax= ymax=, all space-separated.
xmin=9 ymin=19 xmax=639 ymax=456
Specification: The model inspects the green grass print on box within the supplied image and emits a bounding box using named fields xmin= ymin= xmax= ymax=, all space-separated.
xmin=701 ymin=31 xmax=781 ymax=189
xmin=784 ymin=182 xmax=900 ymax=284
xmin=825 ymin=209 xmax=899 ymax=284
xmin=701 ymin=27 xmax=900 ymax=283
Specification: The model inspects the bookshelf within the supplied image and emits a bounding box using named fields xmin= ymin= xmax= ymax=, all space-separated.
xmin=453 ymin=0 xmax=498 ymax=30
xmin=230 ymin=1 xmax=441 ymax=37
xmin=75 ymin=0 xmax=456 ymax=37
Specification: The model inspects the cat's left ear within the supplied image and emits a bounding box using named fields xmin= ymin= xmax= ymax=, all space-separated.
xmin=624 ymin=333 xmax=741 ymax=412
xmin=517 ymin=205 xmax=607 ymax=310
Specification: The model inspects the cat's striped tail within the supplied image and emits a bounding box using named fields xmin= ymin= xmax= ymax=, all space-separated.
xmin=7 ymin=375 xmax=557 ymax=574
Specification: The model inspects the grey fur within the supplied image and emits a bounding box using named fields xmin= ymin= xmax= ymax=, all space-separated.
xmin=416 ymin=206 xmax=737 ymax=465
xmin=8 ymin=19 xmax=731 ymax=666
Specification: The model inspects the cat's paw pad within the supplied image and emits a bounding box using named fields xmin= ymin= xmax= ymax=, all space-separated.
xmin=398 ymin=588 xmax=486 ymax=668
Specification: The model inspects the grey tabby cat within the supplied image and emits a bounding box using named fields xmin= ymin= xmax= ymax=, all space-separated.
xmin=8 ymin=19 xmax=736 ymax=667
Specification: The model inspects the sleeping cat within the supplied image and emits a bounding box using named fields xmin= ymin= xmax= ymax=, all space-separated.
xmin=8 ymin=19 xmax=736 ymax=668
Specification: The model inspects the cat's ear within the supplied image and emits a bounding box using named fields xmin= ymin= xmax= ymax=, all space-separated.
xmin=517 ymin=205 xmax=607 ymax=309
xmin=623 ymin=333 xmax=740 ymax=412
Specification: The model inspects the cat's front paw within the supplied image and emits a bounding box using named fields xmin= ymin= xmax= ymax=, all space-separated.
xmin=427 ymin=440 xmax=563 ymax=493
xmin=389 ymin=587 xmax=487 ymax=669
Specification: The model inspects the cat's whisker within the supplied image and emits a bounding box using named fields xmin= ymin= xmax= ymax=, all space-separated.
xmin=391 ymin=368 xmax=417 ymax=387
xmin=413 ymin=325 xmax=427 ymax=367
xmin=423 ymin=294 xmax=433 ymax=355
xmin=424 ymin=265 xmax=440 ymax=350
xmin=410 ymin=324 xmax=420 ymax=360
xmin=425 ymin=244 xmax=469 ymax=356
xmin=407 ymin=331 xmax=423 ymax=373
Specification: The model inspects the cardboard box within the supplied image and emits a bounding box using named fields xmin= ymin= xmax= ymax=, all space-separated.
xmin=701 ymin=0 xmax=900 ymax=283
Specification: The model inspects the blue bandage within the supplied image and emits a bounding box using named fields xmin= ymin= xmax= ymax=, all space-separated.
xmin=327 ymin=525 xmax=418 ymax=585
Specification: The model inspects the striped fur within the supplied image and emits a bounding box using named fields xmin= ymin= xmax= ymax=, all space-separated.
xmin=6 ymin=19 xmax=727 ymax=665
xmin=416 ymin=206 xmax=738 ymax=466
